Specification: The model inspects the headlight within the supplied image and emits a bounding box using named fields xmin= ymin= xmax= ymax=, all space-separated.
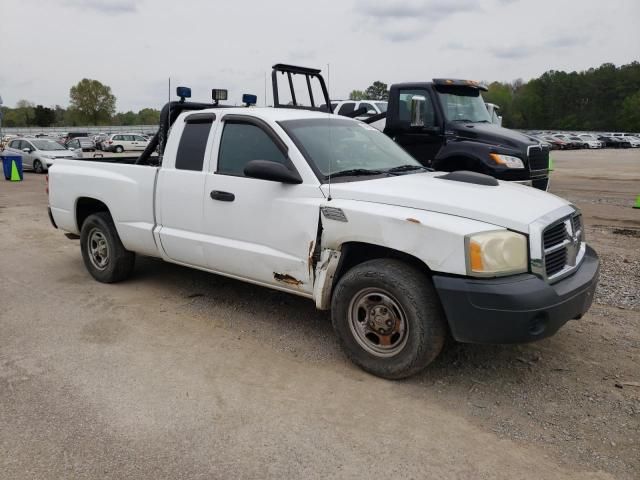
xmin=465 ymin=230 xmax=528 ymax=277
xmin=490 ymin=153 xmax=524 ymax=169
xmin=42 ymin=154 xmax=54 ymax=159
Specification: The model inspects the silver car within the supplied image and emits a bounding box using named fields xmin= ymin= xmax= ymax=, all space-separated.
xmin=3 ymin=137 xmax=75 ymax=173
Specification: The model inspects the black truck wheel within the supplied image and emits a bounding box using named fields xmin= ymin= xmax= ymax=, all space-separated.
xmin=80 ymin=212 xmax=135 ymax=283
xmin=331 ymin=259 xmax=446 ymax=379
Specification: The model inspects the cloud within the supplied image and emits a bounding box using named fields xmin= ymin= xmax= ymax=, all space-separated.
xmin=544 ymin=35 xmax=586 ymax=49
xmin=354 ymin=0 xmax=482 ymax=41
xmin=63 ymin=0 xmax=140 ymax=14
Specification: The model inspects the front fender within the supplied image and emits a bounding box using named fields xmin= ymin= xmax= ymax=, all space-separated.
xmin=318 ymin=200 xmax=502 ymax=276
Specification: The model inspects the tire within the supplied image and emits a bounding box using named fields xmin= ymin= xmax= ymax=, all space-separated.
xmin=331 ymin=258 xmax=446 ymax=379
xmin=80 ymin=212 xmax=135 ymax=283
xmin=33 ymin=159 xmax=44 ymax=173
xmin=114 ymin=145 xmax=124 ymax=153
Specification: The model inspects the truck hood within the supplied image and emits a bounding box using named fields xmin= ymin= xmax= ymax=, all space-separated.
xmin=321 ymin=172 xmax=569 ymax=233
xmin=450 ymin=122 xmax=539 ymax=151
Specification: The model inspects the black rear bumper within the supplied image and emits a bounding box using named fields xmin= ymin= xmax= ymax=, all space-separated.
xmin=432 ymin=246 xmax=599 ymax=344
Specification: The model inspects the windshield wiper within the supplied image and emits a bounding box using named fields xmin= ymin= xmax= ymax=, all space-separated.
xmin=326 ymin=168 xmax=386 ymax=179
xmin=451 ymin=118 xmax=476 ymax=123
xmin=386 ymin=164 xmax=431 ymax=174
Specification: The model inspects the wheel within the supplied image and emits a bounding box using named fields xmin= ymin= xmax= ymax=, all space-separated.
xmin=114 ymin=145 xmax=124 ymax=153
xmin=33 ymin=159 xmax=44 ymax=173
xmin=80 ymin=212 xmax=135 ymax=283
xmin=331 ymin=259 xmax=446 ymax=379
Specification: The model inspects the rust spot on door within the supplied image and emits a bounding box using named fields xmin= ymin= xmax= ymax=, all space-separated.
xmin=274 ymin=273 xmax=304 ymax=286
xmin=406 ymin=217 xmax=421 ymax=224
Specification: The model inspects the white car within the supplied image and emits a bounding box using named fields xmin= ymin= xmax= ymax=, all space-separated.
xmin=3 ymin=137 xmax=74 ymax=173
xmin=332 ymin=100 xmax=388 ymax=120
xmin=624 ymin=136 xmax=640 ymax=147
xmin=103 ymin=133 xmax=150 ymax=153
xmin=48 ymin=104 xmax=599 ymax=379
xmin=568 ymin=135 xmax=601 ymax=149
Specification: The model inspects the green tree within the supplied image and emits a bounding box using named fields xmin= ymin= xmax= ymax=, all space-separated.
xmin=620 ymin=91 xmax=640 ymax=132
xmin=349 ymin=90 xmax=367 ymax=100
xmin=69 ymin=79 xmax=116 ymax=125
xmin=137 ymin=108 xmax=160 ymax=124
xmin=33 ymin=105 xmax=56 ymax=127
xmin=365 ymin=81 xmax=389 ymax=100
xmin=113 ymin=111 xmax=138 ymax=126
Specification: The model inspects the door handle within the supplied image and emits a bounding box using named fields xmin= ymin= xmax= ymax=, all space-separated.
xmin=210 ymin=190 xmax=235 ymax=202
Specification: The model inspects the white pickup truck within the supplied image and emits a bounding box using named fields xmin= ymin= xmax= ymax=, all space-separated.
xmin=48 ymin=91 xmax=599 ymax=379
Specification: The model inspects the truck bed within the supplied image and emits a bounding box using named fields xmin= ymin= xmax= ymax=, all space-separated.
xmin=48 ymin=159 xmax=160 ymax=257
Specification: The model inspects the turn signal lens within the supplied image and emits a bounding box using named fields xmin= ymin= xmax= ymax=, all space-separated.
xmin=490 ymin=153 xmax=524 ymax=169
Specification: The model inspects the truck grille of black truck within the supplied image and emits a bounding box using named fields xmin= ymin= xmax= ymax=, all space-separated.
xmin=541 ymin=213 xmax=584 ymax=281
xmin=528 ymin=146 xmax=550 ymax=171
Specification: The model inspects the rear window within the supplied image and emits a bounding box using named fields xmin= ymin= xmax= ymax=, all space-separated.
xmin=175 ymin=117 xmax=214 ymax=171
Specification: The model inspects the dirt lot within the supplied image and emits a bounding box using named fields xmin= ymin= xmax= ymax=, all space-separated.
xmin=1 ymin=149 xmax=638 ymax=479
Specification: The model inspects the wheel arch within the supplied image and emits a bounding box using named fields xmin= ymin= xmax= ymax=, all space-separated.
xmin=334 ymin=241 xmax=432 ymax=287
xmin=76 ymin=197 xmax=112 ymax=231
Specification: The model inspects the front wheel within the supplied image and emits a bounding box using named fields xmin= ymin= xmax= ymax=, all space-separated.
xmin=33 ymin=159 xmax=44 ymax=173
xmin=80 ymin=212 xmax=135 ymax=283
xmin=114 ymin=145 xmax=124 ymax=153
xmin=331 ymin=259 xmax=446 ymax=379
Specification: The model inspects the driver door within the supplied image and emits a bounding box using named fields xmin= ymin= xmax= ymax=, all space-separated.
xmin=392 ymin=88 xmax=443 ymax=167
xmin=201 ymin=117 xmax=321 ymax=293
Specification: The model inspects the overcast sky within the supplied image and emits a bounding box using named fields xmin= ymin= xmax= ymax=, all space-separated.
xmin=1 ymin=0 xmax=639 ymax=111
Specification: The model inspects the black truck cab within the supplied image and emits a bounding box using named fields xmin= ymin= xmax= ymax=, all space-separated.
xmin=381 ymin=80 xmax=550 ymax=190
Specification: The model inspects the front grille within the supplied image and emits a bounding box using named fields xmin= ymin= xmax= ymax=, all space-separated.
xmin=540 ymin=212 xmax=584 ymax=281
xmin=528 ymin=145 xmax=550 ymax=171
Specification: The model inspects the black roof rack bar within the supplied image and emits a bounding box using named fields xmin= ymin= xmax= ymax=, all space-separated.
xmin=273 ymin=64 xmax=321 ymax=75
xmin=271 ymin=63 xmax=332 ymax=112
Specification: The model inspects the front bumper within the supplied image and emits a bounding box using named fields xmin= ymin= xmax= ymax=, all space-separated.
xmin=432 ymin=245 xmax=599 ymax=344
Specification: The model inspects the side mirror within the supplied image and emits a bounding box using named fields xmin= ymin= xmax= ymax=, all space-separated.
xmin=367 ymin=109 xmax=376 ymax=115
xmin=410 ymin=95 xmax=426 ymax=127
xmin=244 ymin=160 xmax=302 ymax=184
xmin=22 ymin=147 xmax=31 ymax=153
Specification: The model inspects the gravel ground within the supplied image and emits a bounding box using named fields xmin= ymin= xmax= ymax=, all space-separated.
xmin=0 ymin=148 xmax=638 ymax=479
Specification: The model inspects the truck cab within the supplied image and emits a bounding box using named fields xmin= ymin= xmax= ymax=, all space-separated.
xmin=369 ymin=80 xmax=550 ymax=190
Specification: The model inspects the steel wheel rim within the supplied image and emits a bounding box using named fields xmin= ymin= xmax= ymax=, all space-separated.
xmin=348 ymin=287 xmax=409 ymax=357
xmin=88 ymin=228 xmax=109 ymax=270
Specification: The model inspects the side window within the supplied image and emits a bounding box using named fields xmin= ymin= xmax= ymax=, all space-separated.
xmin=337 ymin=102 xmax=356 ymax=115
xmin=217 ymin=122 xmax=287 ymax=176
xmin=175 ymin=118 xmax=213 ymax=171
xmin=113 ymin=135 xmax=122 ymax=141
xmin=24 ymin=141 xmax=35 ymax=151
xmin=358 ymin=102 xmax=376 ymax=116
xmin=134 ymin=135 xmax=146 ymax=141
xmin=9 ymin=140 xmax=19 ymax=149
xmin=124 ymin=135 xmax=135 ymax=141
xmin=398 ymin=89 xmax=436 ymax=127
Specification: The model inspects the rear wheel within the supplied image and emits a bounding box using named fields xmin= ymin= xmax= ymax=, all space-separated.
xmin=33 ymin=159 xmax=43 ymax=173
xmin=114 ymin=145 xmax=124 ymax=153
xmin=80 ymin=212 xmax=135 ymax=283
xmin=331 ymin=259 xmax=446 ymax=379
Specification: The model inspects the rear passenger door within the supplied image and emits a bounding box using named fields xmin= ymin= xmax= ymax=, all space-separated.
xmin=156 ymin=113 xmax=217 ymax=266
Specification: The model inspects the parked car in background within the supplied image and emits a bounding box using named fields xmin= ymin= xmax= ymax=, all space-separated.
xmin=540 ymin=135 xmax=568 ymax=150
xmin=59 ymin=131 xmax=89 ymax=145
xmin=552 ymin=134 xmax=581 ymax=149
xmin=94 ymin=134 xmax=110 ymax=150
xmin=2 ymin=137 xmax=74 ymax=172
xmin=332 ymin=100 xmax=388 ymax=120
xmin=65 ymin=137 xmax=96 ymax=152
xmin=598 ymin=136 xmax=630 ymax=148
xmin=625 ymin=136 xmax=640 ymax=147
xmin=102 ymin=133 xmax=150 ymax=153
xmin=567 ymin=135 xmax=601 ymax=149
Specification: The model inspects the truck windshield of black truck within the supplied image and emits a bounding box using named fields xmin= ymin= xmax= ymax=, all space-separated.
xmin=435 ymin=85 xmax=492 ymax=123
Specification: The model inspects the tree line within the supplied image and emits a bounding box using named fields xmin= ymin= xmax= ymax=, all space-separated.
xmin=3 ymin=62 xmax=639 ymax=131
xmin=1 ymin=78 xmax=160 ymax=128
xmin=349 ymin=61 xmax=640 ymax=132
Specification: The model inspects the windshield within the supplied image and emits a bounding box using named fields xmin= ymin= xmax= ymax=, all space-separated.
xmin=280 ymin=118 xmax=422 ymax=179
xmin=375 ymin=102 xmax=388 ymax=113
xmin=31 ymin=139 xmax=67 ymax=151
xmin=435 ymin=85 xmax=492 ymax=123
